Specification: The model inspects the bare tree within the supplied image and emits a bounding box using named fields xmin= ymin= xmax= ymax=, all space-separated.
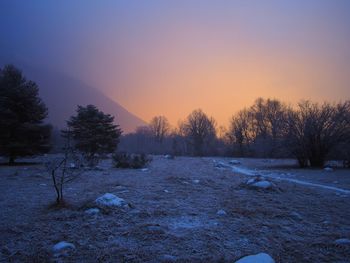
xmin=149 ymin=116 xmax=170 ymax=143
xmin=285 ymin=100 xmax=350 ymax=167
xmin=45 ymin=132 xmax=83 ymax=205
xmin=181 ymin=109 xmax=216 ymax=156
xmin=228 ymin=108 xmax=254 ymax=156
xmin=228 ymin=98 xmax=289 ymax=157
xmin=250 ymin=98 xmax=289 ymax=157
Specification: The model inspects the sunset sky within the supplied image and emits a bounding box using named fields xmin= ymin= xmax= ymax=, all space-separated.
xmin=1 ymin=0 xmax=350 ymax=127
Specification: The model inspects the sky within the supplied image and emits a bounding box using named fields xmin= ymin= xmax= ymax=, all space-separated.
xmin=1 ymin=0 xmax=350 ymax=128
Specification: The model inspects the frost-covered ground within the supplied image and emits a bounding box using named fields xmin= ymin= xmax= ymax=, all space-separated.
xmin=0 ymin=156 xmax=349 ymax=262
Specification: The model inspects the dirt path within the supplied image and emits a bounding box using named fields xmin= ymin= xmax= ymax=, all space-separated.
xmin=227 ymin=163 xmax=350 ymax=195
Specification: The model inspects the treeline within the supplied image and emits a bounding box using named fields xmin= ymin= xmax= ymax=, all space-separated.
xmin=1 ymin=65 xmax=350 ymax=168
xmin=119 ymin=98 xmax=350 ymax=168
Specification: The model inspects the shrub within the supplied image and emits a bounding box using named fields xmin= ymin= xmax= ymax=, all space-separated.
xmin=112 ymin=152 xmax=151 ymax=169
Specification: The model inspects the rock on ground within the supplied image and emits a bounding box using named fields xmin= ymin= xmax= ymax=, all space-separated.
xmin=229 ymin=160 xmax=241 ymax=165
xmin=52 ymin=241 xmax=75 ymax=253
xmin=216 ymin=209 xmax=227 ymax=216
xmin=246 ymin=176 xmax=274 ymax=189
xmin=235 ymin=252 xmax=275 ymax=263
xmin=334 ymin=238 xmax=350 ymax=245
xmin=85 ymin=208 xmax=100 ymax=215
xmin=213 ymin=161 xmax=229 ymax=169
xmin=290 ymin=211 xmax=303 ymax=221
xmin=95 ymin=193 xmax=127 ymax=208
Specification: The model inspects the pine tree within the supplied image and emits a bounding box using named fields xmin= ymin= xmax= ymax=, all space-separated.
xmin=0 ymin=65 xmax=51 ymax=165
xmin=65 ymin=105 xmax=122 ymax=166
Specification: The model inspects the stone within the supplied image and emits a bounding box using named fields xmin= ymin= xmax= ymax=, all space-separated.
xmin=290 ymin=211 xmax=303 ymax=221
xmin=334 ymin=238 xmax=350 ymax=245
xmin=52 ymin=241 xmax=75 ymax=253
xmin=216 ymin=209 xmax=227 ymax=216
xmin=95 ymin=193 xmax=127 ymax=208
xmin=85 ymin=208 xmax=100 ymax=215
xmin=235 ymin=252 xmax=275 ymax=263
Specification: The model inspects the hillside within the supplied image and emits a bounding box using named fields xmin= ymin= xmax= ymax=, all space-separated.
xmin=21 ymin=66 xmax=146 ymax=133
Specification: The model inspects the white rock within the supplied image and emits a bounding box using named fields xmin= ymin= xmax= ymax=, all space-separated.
xmin=95 ymin=193 xmax=126 ymax=207
xmin=246 ymin=178 xmax=256 ymax=185
xmin=251 ymin=181 xmax=273 ymax=189
xmin=164 ymin=154 xmax=175 ymax=159
xmin=52 ymin=241 xmax=75 ymax=252
xmin=324 ymin=167 xmax=333 ymax=172
xmin=214 ymin=161 xmax=228 ymax=168
xmin=140 ymin=168 xmax=149 ymax=172
xmin=164 ymin=189 xmax=169 ymax=193
xmin=235 ymin=253 xmax=275 ymax=263
xmin=334 ymin=238 xmax=350 ymax=245
xmin=290 ymin=211 xmax=303 ymax=221
xmin=216 ymin=209 xmax=227 ymax=216
xmin=193 ymin=179 xmax=200 ymax=184
xmin=85 ymin=208 xmax=100 ymax=215
xmin=229 ymin=160 xmax=241 ymax=165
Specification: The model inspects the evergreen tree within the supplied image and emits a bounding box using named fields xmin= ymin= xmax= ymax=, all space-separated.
xmin=0 ymin=65 xmax=51 ymax=165
xmin=65 ymin=105 xmax=122 ymax=166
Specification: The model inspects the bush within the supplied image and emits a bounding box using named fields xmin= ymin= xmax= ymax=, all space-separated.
xmin=112 ymin=152 xmax=151 ymax=169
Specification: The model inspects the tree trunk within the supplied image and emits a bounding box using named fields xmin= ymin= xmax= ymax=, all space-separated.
xmin=8 ymin=156 xmax=15 ymax=166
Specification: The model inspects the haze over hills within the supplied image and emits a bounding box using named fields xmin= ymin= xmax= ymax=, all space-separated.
xmin=17 ymin=65 xmax=146 ymax=133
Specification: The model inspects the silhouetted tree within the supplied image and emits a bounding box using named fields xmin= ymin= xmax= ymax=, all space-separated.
xmin=0 ymin=65 xmax=51 ymax=165
xmin=228 ymin=98 xmax=289 ymax=157
xmin=181 ymin=109 xmax=216 ymax=156
xmin=285 ymin=101 xmax=350 ymax=167
xmin=250 ymin=98 xmax=289 ymax=157
xmin=149 ymin=116 xmax=170 ymax=143
xmin=228 ymin=108 xmax=255 ymax=156
xmin=65 ymin=105 xmax=122 ymax=166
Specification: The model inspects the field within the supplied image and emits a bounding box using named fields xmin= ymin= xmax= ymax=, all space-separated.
xmin=0 ymin=156 xmax=349 ymax=262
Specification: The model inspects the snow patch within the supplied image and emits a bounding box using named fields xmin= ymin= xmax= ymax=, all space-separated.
xmin=232 ymin=166 xmax=258 ymax=176
xmin=252 ymin=181 xmax=273 ymax=189
xmin=235 ymin=252 xmax=275 ymax=263
xmin=167 ymin=216 xmax=217 ymax=230
xmin=229 ymin=163 xmax=350 ymax=194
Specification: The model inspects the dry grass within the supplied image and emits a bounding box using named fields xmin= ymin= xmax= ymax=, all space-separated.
xmin=0 ymin=156 xmax=349 ymax=262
